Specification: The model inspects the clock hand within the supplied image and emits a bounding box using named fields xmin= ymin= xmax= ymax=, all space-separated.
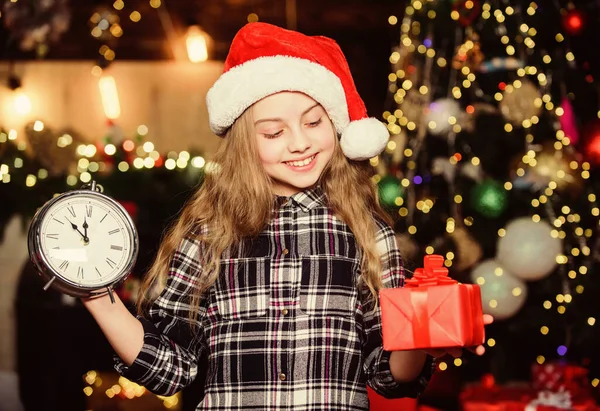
xmin=66 ymin=218 xmax=89 ymax=242
xmin=83 ymin=218 xmax=89 ymax=239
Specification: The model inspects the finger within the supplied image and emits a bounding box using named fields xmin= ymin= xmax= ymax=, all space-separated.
xmin=465 ymin=344 xmax=486 ymax=355
xmin=483 ymin=314 xmax=494 ymax=325
xmin=471 ymin=345 xmax=486 ymax=356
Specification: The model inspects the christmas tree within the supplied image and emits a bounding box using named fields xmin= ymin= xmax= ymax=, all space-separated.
xmin=375 ymin=0 xmax=600 ymax=387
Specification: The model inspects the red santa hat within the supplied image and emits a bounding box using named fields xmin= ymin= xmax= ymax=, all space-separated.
xmin=206 ymin=22 xmax=389 ymax=161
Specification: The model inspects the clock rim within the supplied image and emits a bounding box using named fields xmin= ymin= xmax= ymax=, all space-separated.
xmin=28 ymin=188 xmax=139 ymax=296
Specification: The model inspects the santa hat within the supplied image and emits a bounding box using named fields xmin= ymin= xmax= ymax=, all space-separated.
xmin=206 ymin=22 xmax=389 ymax=161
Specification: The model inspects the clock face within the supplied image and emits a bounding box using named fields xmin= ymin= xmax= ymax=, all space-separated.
xmin=38 ymin=192 xmax=136 ymax=288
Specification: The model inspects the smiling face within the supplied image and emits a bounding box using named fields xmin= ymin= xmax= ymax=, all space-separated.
xmin=252 ymin=92 xmax=336 ymax=197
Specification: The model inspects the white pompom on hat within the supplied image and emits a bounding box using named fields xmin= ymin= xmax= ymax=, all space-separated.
xmin=206 ymin=22 xmax=389 ymax=161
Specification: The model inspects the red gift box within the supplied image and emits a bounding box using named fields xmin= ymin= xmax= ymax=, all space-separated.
xmin=461 ymin=383 xmax=535 ymax=411
xmin=380 ymin=255 xmax=485 ymax=351
xmin=460 ymin=382 xmax=599 ymax=411
xmin=532 ymin=362 xmax=590 ymax=398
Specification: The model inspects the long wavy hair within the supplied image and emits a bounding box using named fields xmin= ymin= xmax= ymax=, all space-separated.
xmin=136 ymin=104 xmax=392 ymax=321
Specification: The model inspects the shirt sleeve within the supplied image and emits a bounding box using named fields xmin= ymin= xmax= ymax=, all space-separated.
xmin=361 ymin=219 xmax=435 ymax=399
xmin=113 ymin=234 xmax=208 ymax=397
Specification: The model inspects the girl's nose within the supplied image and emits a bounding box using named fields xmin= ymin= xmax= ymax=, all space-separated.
xmin=288 ymin=129 xmax=312 ymax=153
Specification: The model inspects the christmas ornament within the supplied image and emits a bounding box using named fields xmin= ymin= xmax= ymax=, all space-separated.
xmin=469 ymin=179 xmax=508 ymax=218
xmin=450 ymin=226 xmax=483 ymax=272
xmin=559 ymin=97 xmax=580 ymax=145
xmin=470 ymin=259 xmax=527 ymax=320
xmin=499 ymin=80 xmax=542 ymax=125
xmin=461 ymin=162 xmax=484 ymax=182
xmin=510 ymin=144 xmax=584 ymax=195
xmin=400 ymin=89 xmax=428 ymax=126
xmin=424 ymin=98 xmax=461 ymax=136
xmin=525 ymin=390 xmax=573 ymax=411
xmin=378 ymin=175 xmax=404 ymax=208
xmin=582 ymin=120 xmax=600 ymax=166
xmin=562 ymin=9 xmax=585 ymax=36
xmin=496 ymin=217 xmax=562 ymax=281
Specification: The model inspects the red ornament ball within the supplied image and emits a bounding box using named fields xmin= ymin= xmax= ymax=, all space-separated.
xmin=584 ymin=131 xmax=600 ymax=166
xmin=563 ymin=9 xmax=585 ymax=35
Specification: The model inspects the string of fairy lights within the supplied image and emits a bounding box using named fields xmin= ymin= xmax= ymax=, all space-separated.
xmin=377 ymin=0 xmax=599 ymax=384
xmin=0 ymin=123 xmax=210 ymax=189
xmin=83 ymin=370 xmax=180 ymax=408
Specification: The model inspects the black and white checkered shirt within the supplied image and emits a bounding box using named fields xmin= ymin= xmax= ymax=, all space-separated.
xmin=115 ymin=186 xmax=433 ymax=410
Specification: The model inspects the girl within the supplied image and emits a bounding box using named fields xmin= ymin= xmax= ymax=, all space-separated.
xmin=83 ymin=22 xmax=446 ymax=410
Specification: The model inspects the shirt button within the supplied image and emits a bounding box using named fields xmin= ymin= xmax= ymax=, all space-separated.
xmin=282 ymin=248 xmax=289 ymax=255
xmin=281 ymin=308 xmax=289 ymax=316
xmin=279 ymin=373 xmax=286 ymax=381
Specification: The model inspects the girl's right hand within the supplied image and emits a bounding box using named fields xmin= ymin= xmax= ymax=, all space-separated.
xmin=81 ymin=292 xmax=145 ymax=366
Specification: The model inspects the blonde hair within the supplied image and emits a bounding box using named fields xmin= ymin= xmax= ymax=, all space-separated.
xmin=137 ymin=107 xmax=392 ymax=322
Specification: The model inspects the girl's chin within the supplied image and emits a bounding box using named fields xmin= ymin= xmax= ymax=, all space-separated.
xmin=272 ymin=179 xmax=319 ymax=196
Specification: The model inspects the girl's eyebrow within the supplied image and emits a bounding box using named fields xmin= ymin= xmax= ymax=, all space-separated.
xmin=254 ymin=103 xmax=321 ymax=125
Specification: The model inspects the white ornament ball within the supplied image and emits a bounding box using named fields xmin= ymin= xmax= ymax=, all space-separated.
xmin=424 ymin=98 xmax=461 ymax=136
xmin=470 ymin=259 xmax=528 ymax=321
xmin=497 ymin=217 xmax=562 ymax=281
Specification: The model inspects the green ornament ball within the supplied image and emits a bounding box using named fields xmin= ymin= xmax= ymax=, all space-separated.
xmin=378 ymin=175 xmax=404 ymax=208
xmin=469 ymin=179 xmax=508 ymax=218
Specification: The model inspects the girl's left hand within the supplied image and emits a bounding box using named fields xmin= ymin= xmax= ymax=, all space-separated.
xmin=422 ymin=314 xmax=494 ymax=359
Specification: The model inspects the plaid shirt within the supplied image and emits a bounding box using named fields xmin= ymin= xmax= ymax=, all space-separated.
xmin=115 ymin=186 xmax=433 ymax=410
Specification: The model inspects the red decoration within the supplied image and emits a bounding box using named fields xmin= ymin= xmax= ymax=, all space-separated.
xmin=367 ymin=387 xmax=417 ymax=411
xmin=532 ymin=362 xmax=590 ymax=398
xmin=560 ymin=97 xmax=580 ymax=145
xmin=118 ymin=200 xmax=139 ymax=222
xmin=380 ymin=255 xmax=485 ymax=351
xmin=563 ymin=9 xmax=585 ymax=35
xmin=582 ymin=120 xmax=600 ymax=166
xmin=584 ymin=133 xmax=600 ymax=166
xmin=460 ymin=382 xmax=598 ymax=411
xmin=461 ymin=384 xmax=534 ymax=411
xmin=452 ymin=0 xmax=482 ymax=27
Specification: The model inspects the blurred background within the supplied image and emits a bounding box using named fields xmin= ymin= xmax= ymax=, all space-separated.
xmin=1 ymin=0 xmax=600 ymax=410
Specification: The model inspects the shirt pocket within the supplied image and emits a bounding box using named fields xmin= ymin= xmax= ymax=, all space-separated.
xmin=299 ymin=255 xmax=358 ymax=317
xmin=214 ymin=257 xmax=270 ymax=320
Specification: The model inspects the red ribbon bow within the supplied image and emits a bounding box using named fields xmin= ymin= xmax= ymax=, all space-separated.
xmin=405 ymin=255 xmax=457 ymax=287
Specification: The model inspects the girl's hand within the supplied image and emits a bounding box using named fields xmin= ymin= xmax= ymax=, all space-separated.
xmin=421 ymin=314 xmax=494 ymax=359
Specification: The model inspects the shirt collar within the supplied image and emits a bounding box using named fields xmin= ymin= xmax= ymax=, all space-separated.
xmin=275 ymin=186 xmax=327 ymax=212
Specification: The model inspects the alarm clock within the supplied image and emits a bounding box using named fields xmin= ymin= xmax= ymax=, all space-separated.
xmin=28 ymin=181 xmax=139 ymax=302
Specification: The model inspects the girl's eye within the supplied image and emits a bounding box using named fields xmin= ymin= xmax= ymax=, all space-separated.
xmin=307 ymin=118 xmax=323 ymax=128
xmin=264 ymin=130 xmax=283 ymax=139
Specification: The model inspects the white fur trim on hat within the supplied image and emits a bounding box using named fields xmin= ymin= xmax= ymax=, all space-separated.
xmin=206 ymin=55 xmax=350 ymax=135
xmin=340 ymin=118 xmax=390 ymax=160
